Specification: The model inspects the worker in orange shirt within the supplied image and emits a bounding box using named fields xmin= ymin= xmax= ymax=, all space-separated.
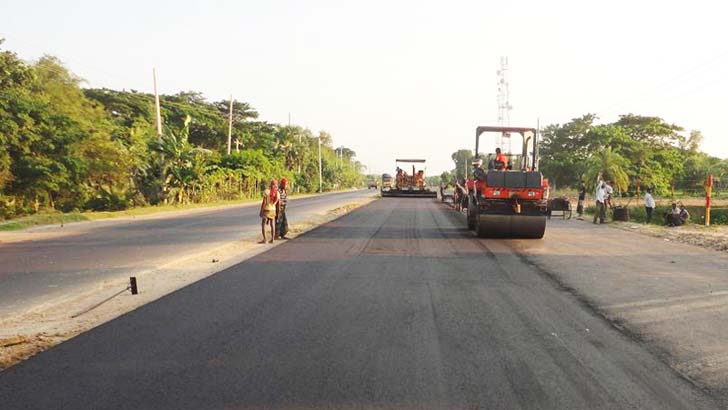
xmin=494 ymin=147 xmax=508 ymax=170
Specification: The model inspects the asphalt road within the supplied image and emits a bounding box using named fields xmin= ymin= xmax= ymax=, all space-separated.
xmin=0 ymin=197 xmax=722 ymax=409
xmin=0 ymin=190 xmax=373 ymax=318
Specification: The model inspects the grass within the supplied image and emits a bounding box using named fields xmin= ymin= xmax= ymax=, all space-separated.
xmin=0 ymin=211 xmax=89 ymax=231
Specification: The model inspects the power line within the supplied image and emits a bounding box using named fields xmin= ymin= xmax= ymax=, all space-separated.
xmin=600 ymin=48 xmax=728 ymax=115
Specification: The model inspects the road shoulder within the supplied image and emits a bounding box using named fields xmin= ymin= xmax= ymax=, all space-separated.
xmin=509 ymin=218 xmax=728 ymax=396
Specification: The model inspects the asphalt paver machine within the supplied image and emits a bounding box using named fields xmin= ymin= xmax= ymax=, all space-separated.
xmin=381 ymin=159 xmax=437 ymax=198
xmin=465 ymin=126 xmax=549 ymax=238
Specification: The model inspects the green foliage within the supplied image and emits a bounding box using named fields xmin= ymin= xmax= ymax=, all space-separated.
xmin=540 ymin=114 xmax=728 ymax=196
xmin=0 ymin=44 xmax=363 ymax=220
xmin=584 ymin=145 xmax=630 ymax=192
xmin=440 ymin=171 xmax=453 ymax=185
xmin=451 ymin=149 xmax=473 ymax=180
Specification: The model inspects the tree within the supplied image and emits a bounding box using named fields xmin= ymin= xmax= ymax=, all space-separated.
xmin=152 ymin=116 xmax=212 ymax=204
xmin=451 ymin=149 xmax=473 ymax=180
xmin=584 ymin=147 xmax=630 ymax=192
xmin=615 ymin=114 xmax=684 ymax=146
xmin=539 ymin=114 xmax=597 ymax=188
xmin=440 ymin=171 xmax=453 ymax=185
xmin=0 ymin=44 xmax=364 ymax=218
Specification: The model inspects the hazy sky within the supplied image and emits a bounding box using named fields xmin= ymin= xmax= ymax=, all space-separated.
xmin=2 ymin=0 xmax=727 ymax=175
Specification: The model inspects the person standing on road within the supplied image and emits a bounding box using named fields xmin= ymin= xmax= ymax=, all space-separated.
xmin=276 ymin=178 xmax=289 ymax=239
xmin=472 ymin=158 xmax=486 ymax=183
xmin=259 ymin=179 xmax=279 ymax=243
xmin=593 ymin=179 xmax=606 ymax=224
xmin=454 ymin=178 xmax=465 ymax=212
xmin=577 ymin=183 xmax=586 ymax=220
xmin=644 ymin=189 xmax=655 ymax=224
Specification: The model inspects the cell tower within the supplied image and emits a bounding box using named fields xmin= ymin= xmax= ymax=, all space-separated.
xmin=497 ymin=56 xmax=513 ymax=152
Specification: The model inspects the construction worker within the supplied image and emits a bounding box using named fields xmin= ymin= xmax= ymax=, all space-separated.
xmin=644 ymin=189 xmax=655 ymax=224
xmin=472 ymin=157 xmax=486 ymax=182
xmin=576 ymin=183 xmax=586 ymax=220
xmin=604 ymin=180 xmax=614 ymax=209
xmin=454 ymin=178 xmax=465 ymax=211
xmin=494 ymin=148 xmax=508 ymax=170
xmin=259 ymin=179 xmax=279 ymax=243
xmin=276 ymin=178 xmax=289 ymax=239
xmin=593 ymin=180 xmax=606 ymax=224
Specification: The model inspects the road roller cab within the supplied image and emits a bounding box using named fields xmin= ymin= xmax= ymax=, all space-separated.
xmin=466 ymin=126 xmax=549 ymax=238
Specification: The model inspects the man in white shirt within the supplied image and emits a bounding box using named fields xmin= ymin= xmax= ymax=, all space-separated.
xmin=593 ymin=179 xmax=606 ymax=224
xmin=644 ymin=190 xmax=656 ymax=223
xmin=666 ymin=203 xmax=681 ymax=226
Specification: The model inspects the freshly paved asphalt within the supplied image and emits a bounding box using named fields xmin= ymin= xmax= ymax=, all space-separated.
xmin=0 ymin=190 xmax=373 ymax=318
xmin=0 ymin=197 xmax=722 ymax=409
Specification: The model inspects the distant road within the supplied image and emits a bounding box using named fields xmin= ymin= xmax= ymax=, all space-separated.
xmin=0 ymin=190 xmax=375 ymax=318
xmin=0 ymin=197 xmax=721 ymax=409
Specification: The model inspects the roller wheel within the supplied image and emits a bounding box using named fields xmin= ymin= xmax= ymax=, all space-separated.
xmin=476 ymin=214 xmax=546 ymax=239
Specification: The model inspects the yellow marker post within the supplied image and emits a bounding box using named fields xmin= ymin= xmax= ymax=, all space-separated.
xmin=705 ymin=174 xmax=713 ymax=226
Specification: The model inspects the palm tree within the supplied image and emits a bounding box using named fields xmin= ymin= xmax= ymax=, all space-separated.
xmin=584 ymin=147 xmax=629 ymax=192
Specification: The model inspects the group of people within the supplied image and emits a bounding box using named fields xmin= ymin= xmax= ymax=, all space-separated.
xmin=665 ymin=202 xmax=690 ymax=226
xmin=259 ymin=178 xmax=289 ymax=243
xmin=395 ymin=167 xmax=426 ymax=188
xmin=575 ymin=174 xmax=691 ymax=227
xmin=644 ymin=190 xmax=690 ymax=226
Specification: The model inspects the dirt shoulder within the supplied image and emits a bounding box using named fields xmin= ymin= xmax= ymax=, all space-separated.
xmin=0 ymin=195 xmax=377 ymax=370
xmin=610 ymin=222 xmax=728 ymax=253
xmin=511 ymin=218 xmax=728 ymax=394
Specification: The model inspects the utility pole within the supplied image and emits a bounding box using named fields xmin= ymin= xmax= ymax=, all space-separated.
xmin=234 ymin=138 xmax=241 ymax=153
xmin=318 ymin=136 xmax=323 ymax=193
xmin=227 ymin=96 xmax=234 ymax=155
xmin=706 ymin=174 xmax=713 ymax=226
xmin=153 ymin=68 xmax=162 ymax=138
xmin=535 ymin=117 xmax=540 ymax=170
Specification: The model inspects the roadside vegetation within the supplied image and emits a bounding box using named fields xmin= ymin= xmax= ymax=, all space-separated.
xmin=0 ymin=41 xmax=364 ymax=222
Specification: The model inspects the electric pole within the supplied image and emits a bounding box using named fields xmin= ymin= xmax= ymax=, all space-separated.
xmin=318 ymin=135 xmax=323 ymax=193
xmin=153 ymin=68 xmax=162 ymax=138
xmin=227 ymin=95 xmax=233 ymax=155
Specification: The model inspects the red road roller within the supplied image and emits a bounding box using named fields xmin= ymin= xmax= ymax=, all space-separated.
xmin=465 ymin=126 xmax=549 ymax=238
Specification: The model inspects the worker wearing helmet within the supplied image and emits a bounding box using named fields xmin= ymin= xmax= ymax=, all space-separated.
xmin=494 ymin=148 xmax=508 ymax=170
xmin=472 ymin=157 xmax=486 ymax=182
